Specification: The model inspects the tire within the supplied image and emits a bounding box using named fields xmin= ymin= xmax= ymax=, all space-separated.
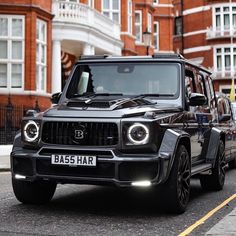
xmin=200 ymin=140 xmax=226 ymax=191
xmin=228 ymin=158 xmax=236 ymax=169
xmin=12 ymin=178 xmax=57 ymax=204
xmin=159 ymin=145 xmax=191 ymax=214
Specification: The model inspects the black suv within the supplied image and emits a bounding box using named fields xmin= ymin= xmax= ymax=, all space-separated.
xmin=11 ymin=54 xmax=236 ymax=213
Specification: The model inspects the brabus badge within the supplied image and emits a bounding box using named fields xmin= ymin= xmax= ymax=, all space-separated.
xmin=74 ymin=130 xmax=84 ymax=139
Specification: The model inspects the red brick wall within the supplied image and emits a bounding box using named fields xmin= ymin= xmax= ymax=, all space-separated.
xmin=172 ymin=0 xmax=236 ymax=94
xmin=0 ymin=0 xmax=51 ymax=12
xmin=0 ymin=1 xmax=53 ymax=109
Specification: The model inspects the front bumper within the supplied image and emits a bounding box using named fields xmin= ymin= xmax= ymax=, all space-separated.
xmin=11 ymin=146 xmax=170 ymax=187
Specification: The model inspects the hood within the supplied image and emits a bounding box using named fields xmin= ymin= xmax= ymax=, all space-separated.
xmin=43 ymin=96 xmax=182 ymax=118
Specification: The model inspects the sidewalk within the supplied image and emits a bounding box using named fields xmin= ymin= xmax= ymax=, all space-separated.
xmin=205 ymin=206 xmax=236 ymax=235
xmin=0 ymin=145 xmax=12 ymax=171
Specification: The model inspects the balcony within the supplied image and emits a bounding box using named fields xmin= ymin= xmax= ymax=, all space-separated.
xmin=206 ymin=26 xmax=236 ymax=40
xmin=212 ymin=69 xmax=236 ymax=80
xmin=52 ymin=0 xmax=123 ymax=56
xmin=51 ymin=0 xmax=123 ymax=94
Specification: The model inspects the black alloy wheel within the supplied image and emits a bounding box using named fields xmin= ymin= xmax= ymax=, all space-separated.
xmin=12 ymin=178 xmax=57 ymax=204
xmin=200 ymin=140 xmax=226 ymax=191
xmin=159 ymin=145 xmax=191 ymax=214
xmin=177 ymin=147 xmax=191 ymax=208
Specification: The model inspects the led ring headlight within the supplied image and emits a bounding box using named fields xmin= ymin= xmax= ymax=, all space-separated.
xmin=23 ymin=120 xmax=39 ymax=142
xmin=127 ymin=123 xmax=149 ymax=145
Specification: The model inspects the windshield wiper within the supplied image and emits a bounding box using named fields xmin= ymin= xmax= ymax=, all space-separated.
xmin=72 ymin=92 xmax=123 ymax=98
xmin=133 ymin=93 xmax=175 ymax=99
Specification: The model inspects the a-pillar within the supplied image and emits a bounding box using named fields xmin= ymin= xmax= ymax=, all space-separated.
xmin=52 ymin=40 xmax=62 ymax=94
xmin=83 ymin=43 xmax=95 ymax=55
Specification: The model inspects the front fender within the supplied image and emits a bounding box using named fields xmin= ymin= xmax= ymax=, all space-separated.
xmin=158 ymin=129 xmax=190 ymax=184
xmin=12 ymin=131 xmax=22 ymax=151
xmin=205 ymin=127 xmax=221 ymax=166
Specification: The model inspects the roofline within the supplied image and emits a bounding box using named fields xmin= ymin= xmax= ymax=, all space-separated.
xmin=77 ymin=54 xmax=212 ymax=75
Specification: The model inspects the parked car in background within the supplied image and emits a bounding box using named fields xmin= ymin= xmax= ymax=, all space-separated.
xmin=231 ymin=101 xmax=236 ymax=122
xmin=11 ymin=54 xmax=236 ymax=214
xmin=216 ymin=92 xmax=236 ymax=169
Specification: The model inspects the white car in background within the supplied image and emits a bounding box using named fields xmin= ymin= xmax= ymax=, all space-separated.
xmin=231 ymin=101 xmax=236 ymax=121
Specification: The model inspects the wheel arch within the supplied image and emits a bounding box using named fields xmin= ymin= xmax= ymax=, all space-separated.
xmin=205 ymin=127 xmax=223 ymax=167
xmin=178 ymin=137 xmax=191 ymax=160
xmin=158 ymin=129 xmax=191 ymax=184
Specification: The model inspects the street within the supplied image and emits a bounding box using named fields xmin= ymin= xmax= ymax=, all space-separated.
xmin=0 ymin=168 xmax=236 ymax=236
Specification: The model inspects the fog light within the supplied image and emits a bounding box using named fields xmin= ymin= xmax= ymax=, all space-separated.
xmin=131 ymin=180 xmax=151 ymax=187
xmin=15 ymin=174 xmax=26 ymax=179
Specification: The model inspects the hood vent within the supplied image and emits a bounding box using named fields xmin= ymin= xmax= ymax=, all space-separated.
xmin=66 ymin=97 xmax=154 ymax=110
xmin=67 ymin=100 xmax=115 ymax=108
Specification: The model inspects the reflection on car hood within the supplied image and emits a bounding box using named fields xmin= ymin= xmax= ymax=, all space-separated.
xmin=43 ymin=96 xmax=182 ymax=118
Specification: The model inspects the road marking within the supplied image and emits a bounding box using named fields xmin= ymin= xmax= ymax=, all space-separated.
xmin=178 ymin=194 xmax=236 ymax=236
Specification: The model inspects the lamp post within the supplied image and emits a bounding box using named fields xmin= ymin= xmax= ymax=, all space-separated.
xmin=143 ymin=28 xmax=151 ymax=55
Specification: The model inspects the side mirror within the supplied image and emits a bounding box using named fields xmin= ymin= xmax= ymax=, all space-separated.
xmin=51 ymin=92 xmax=62 ymax=104
xmin=189 ymin=93 xmax=207 ymax=106
xmin=219 ymin=114 xmax=231 ymax=122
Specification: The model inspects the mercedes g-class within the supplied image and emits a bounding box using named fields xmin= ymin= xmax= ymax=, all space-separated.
xmin=11 ymin=54 xmax=236 ymax=213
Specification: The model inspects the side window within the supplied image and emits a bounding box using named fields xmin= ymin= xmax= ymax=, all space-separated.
xmin=185 ymin=69 xmax=195 ymax=97
xmin=218 ymin=98 xmax=225 ymax=116
xmin=205 ymin=76 xmax=217 ymax=113
xmin=195 ymin=74 xmax=205 ymax=95
xmin=194 ymin=73 xmax=210 ymax=114
xmin=185 ymin=76 xmax=194 ymax=97
xmin=218 ymin=96 xmax=231 ymax=122
xmin=199 ymin=74 xmax=218 ymax=121
xmin=224 ymin=99 xmax=231 ymax=115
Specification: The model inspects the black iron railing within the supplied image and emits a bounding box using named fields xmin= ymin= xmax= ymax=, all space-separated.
xmin=0 ymin=98 xmax=40 ymax=145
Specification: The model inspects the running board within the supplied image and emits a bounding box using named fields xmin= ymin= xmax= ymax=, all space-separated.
xmin=191 ymin=163 xmax=212 ymax=176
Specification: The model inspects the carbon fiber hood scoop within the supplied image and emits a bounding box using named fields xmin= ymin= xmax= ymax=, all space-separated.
xmin=66 ymin=97 xmax=155 ymax=110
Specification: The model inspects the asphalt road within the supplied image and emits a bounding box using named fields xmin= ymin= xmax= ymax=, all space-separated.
xmin=0 ymin=169 xmax=236 ymax=236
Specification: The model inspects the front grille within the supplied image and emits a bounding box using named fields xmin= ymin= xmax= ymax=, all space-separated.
xmin=41 ymin=122 xmax=118 ymax=146
xmin=36 ymin=159 xmax=115 ymax=178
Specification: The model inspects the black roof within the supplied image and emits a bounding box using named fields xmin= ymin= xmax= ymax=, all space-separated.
xmin=78 ymin=53 xmax=212 ymax=75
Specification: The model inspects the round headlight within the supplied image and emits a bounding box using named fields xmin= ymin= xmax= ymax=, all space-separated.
xmin=23 ymin=121 xmax=39 ymax=142
xmin=127 ymin=123 xmax=149 ymax=145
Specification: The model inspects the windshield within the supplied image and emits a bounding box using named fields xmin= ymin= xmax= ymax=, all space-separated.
xmin=66 ymin=63 xmax=180 ymax=99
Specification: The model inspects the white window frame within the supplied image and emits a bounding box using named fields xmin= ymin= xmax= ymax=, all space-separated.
xmin=213 ymin=4 xmax=236 ymax=34
xmin=214 ymin=45 xmax=236 ymax=77
xmin=102 ymin=0 xmax=121 ymax=23
xmin=0 ymin=15 xmax=25 ymax=91
xmin=135 ymin=10 xmax=142 ymax=43
xmin=219 ymin=84 xmax=236 ymax=97
xmin=154 ymin=21 xmax=159 ymax=51
xmin=147 ymin=12 xmax=152 ymax=33
xmin=128 ymin=0 xmax=132 ymax=34
xmin=36 ymin=18 xmax=47 ymax=92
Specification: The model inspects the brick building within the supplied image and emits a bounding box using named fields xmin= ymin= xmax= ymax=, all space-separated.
xmin=173 ymin=0 xmax=236 ymax=97
xmin=0 ymin=0 xmax=174 ymax=111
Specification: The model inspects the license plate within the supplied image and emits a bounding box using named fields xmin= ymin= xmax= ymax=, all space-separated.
xmin=51 ymin=154 xmax=96 ymax=166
